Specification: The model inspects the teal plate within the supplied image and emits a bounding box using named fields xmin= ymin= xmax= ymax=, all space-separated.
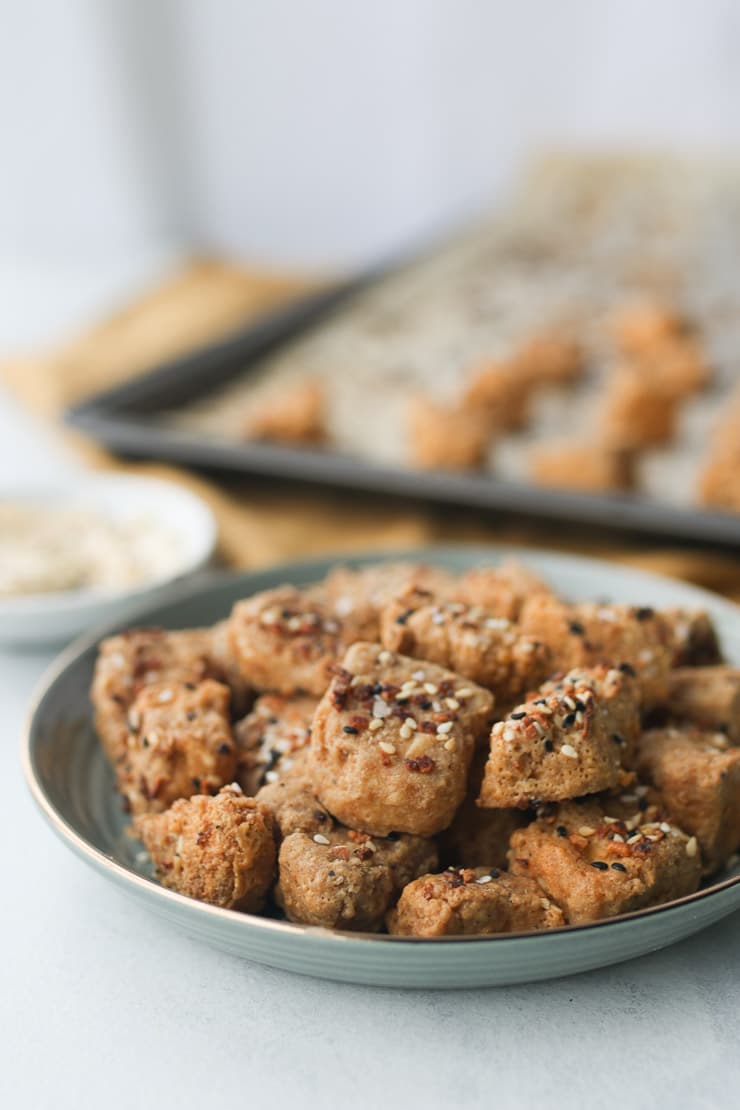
xmin=22 ymin=546 xmax=740 ymax=988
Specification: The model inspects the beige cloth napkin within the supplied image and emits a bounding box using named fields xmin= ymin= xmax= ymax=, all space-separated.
xmin=2 ymin=256 xmax=739 ymax=599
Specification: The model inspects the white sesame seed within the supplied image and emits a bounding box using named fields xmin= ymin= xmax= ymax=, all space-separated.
xmin=611 ymin=834 xmax=625 ymax=843
xmin=660 ymin=822 xmax=671 ymax=834
xmin=128 ymin=710 xmax=140 ymax=731
xmin=175 ymin=835 xmax=183 ymax=855
xmin=445 ymin=697 xmax=460 ymax=710
xmin=157 ymin=688 xmax=173 ymax=703
xmin=424 ymin=682 xmax=439 ymax=695
xmin=403 ymin=717 xmax=417 ymax=731
xmin=264 ymin=770 xmax=279 ymax=783
xmin=350 ymin=674 xmax=363 ymax=686
xmin=562 ymin=695 xmax=576 ymax=711
xmin=432 ymin=612 xmax=445 ymax=625
xmin=686 ymin=836 xmax=698 ymax=858
xmin=444 ymin=738 xmax=457 ymax=752
xmin=627 ymin=833 xmax=642 ymax=845
xmin=634 ymin=784 xmax=649 ymax=797
xmin=476 ymin=874 xmax=493 ymax=884
xmin=540 ymin=898 xmax=551 ymax=909
xmin=372 ymin=697 xmax=391 ymax=718
xmin=228 ymin=782 xmax=243 ymax=793
xmin=560 ymin=744 xmax=578 ymax=759
xmin=313 ymin=833 xmax=331 ymax=845
xmin=502 ymin=728 xmax=517 ymax=743
xmin=432 ymin=701 xmax=442 ymax=712
xmin=456 ymin=687 xmax=473 ymax=698
xmin=110 ymin=652 xmax=125 ymax=668
xmin=261 ymin=609 xmax=280 ymax=625
xmin=399 ymin=724 xmax=413 ymax=740
xmin=412 ymin=669 xmax=426 ymax=681
xmin=578 ymin=825 xmax=596 ymax=836
xmin=437 ymin=721 xmax=454 ymax=735
xmin=378 ymin=651 xmax=392 ymax=665
xmin=368 ymin=718 xmax=384 ymax=732
xmin=379 ymin=741 xmax=397 ymax=755
xmin=620 ymin=794 xmax=638 ymax=804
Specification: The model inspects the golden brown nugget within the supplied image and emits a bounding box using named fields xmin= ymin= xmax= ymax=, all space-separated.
xmin=698 ymin=446 xmax=740 ymax=511
xmin=245 ymin=377 xmax=326 ymax=444
xmin=235 ymin=693 xmax=317 ymax=795
xmin=535 ymin=665 xmax=642 ymax=763
xmin=229 ymin=585 xmax=365 ymax=696
xmin=528 ymin=441 xmax=634 ymax=493
xmin=322 ymin=561 xmax=457 ymax=641
xmin=662 ymin=610 xmax=722 ymax=667
xmin=276 ymin=827 xmax=437 ymax=931
xmin=509 ymin=797 xmax=701 ymax=924
xmin=479 ymin=667 xmax=639 ymax=808
xmin=91 ymin=627 xmax=216 ymax=765
xmin=462 ymin=360 xmax=531 ymax=431
xmin=601 ymin=368 xmax=680 ymax=451
xmin=664 ymin=667 xmax=740 ymax=742
xmin=407 ymin=396 xmax=492 ymax=471
xmin=611 ymin=302 xmax=687 ymax=357
xmin=380 ymin=587 xmax=550 ymax=703
xmin=438 ymin=750 xmax=525 ymax=870
xmin=638 ymin=337 xmax=711 ymax=399
xmin=514 ymin=331 xmax=584 ymax=387
xmin=120 ymin=679 xmax=237 ymax=816
xmin=453 ymin=560 xmax=552 ymax=621
xmin=208 ymin=619 xmax=254 ymax=718
xmin=387 ymin=867 xmax=565 ymax=936
xmin=518 ymin=596 xmax=673 ymax=704
xmin=135 ymin=784 xmax=275 ymax=911
xmin=255 ymin=747 xmax=334 ymax=841
xmin=309 ymin=642 xmax=494 ymax=837
xmin=636 ymin=727 xmax=740 ymax=873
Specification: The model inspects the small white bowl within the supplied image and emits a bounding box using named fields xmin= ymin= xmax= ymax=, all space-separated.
xmin=0 ymin=475 xmax=217 ymax=646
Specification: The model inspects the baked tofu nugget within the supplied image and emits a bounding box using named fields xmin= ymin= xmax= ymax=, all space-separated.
xmin=664 ymin=667 xmax=740 ymax=742
xmin=462 ymin=360 xmax=531 ymax=431
xmin=479 ymin=666 xmax=640 ymax=808
xmin=387 ymin=867 xmax=564 ymax=936
xmin=636 ymin=727 xmax=740 ymax=873
xmin=323 ymin=561 xmax=457 ymax=639
xmin=529 ymin=441 xmax=634 ymax=493
xmin=518 ymin=596 xmax=673 ymax=704
xmin=601 ymin=368 xmax=680 ymax=451
xmin=208 ymin=619 xmax=254 ymax=718
xmin=235 ymin=693 xmax=317 ymax=795
xmin=120 ymin=679 xmax=237 ymax=816
xmin=380 ymin=587 xmax=550 ymax=703
xmin=134 ymin=784 xmax=275 ymax=911
xmin=255 ymin=748 xmax=334 ymax=841
xmin=438 ymin=750 xmax=525 ymax=870
xmin=91 ymin=627 xmax=216 ymax=765
xmin=229 ymin=585 xmax=365 ymax=696
xmin=276 ymin=828 xmax=437 ymax=931
xmin=453 ymin=560 xmax=553 ymax=621
xmin=509 ymin=798 xmax=702 ymax=923
xmin=407 ymin=396 xmax=492 ymax=471
xmin=514 ymin=331 xmax=584 ymax=388
xmin=309 ymin=642 xmax=494 ymax=837
xmin=245 ymin=377 xmax=326 ymax=444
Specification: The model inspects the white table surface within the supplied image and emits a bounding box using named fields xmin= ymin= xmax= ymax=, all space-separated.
xmin=1 ymin=265 xmax=739 ymax=1110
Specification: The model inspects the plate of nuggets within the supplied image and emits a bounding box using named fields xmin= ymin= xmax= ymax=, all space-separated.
xmin=24 ymin=546 xmax=740 ymax=987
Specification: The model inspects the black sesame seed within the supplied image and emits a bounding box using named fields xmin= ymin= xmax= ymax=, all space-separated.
xmin=611 ymin=862 xmax=627 ymax=872
xmin=510 ymin=711 xmax=526 ymax=720
xmin=638 ymin=797 xmax=649 ymax=811
xmin=590 ymin=860 xmax=608 ymax=871
xmin=612 ymin=733 xmax=624 ymax=745
xmin=556 ymin=825 xmax=568 ymax=837
xmin=142 ymin=736 xmax=149 ymax=748
xmin=185 ymin=711 xmax=197 ymax=722
xmin=395 ymin=608 xmax=414 ymax=625
xmin=327 ymin=869 xmax=335 ymax=877
xmin=574 ymin=699 xmax=586 ymax=712
xmin=420 ymin=699 xmax=433 ymax=710
xmin=192 ymin=777 xmax=201 ymax=789
xmin=562 ymin=712 xmax=576 ymax=727
xmin=343 ymin=726 xmax=359 ymax=734
xmin=218 ymin=743 xmax=231 ymax=755
xmin=619 ymin=662 xmax=636 ymax=677
xmin=386 ymin=831 xmax=400 ymax=841
xmin=569 ymin=621 xmax=585 ymax=635
xmin=635 ymin=607 xmax=654 ymax=621
xmin=534 ymin=698 xmax=547 ymax=706
xmin=184 ymin=682 xmax=196 ymax=690
xmin=544 ymin=740 xmax=554 ymax=752
xmin=489 ymin=868 xmax=500 ymax=878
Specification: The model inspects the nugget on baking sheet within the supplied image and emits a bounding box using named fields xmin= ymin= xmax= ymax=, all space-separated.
xmin=380 ymin=587 xmax=549 ymax=703
xmin=514 ymin=331 xmax=584 ymax=387
xmin=529 ymin=441 xmax=634 ymax=493
xmin=309 ymin=642 xmax=493 ymax=837
xmin=387 ymin=867 xmax=564 ymax=936
xmin=235 ymin=693 xmax=316 ymax=795
xmin=479 ymin=666 xmax=639 ymax=809
xmin=698 ymin=444 xmax=740 ymax=511
xmin=461 ymin=360 xmax=531 ymax=431
xmin=509 ymin=797 xmax=701 ymax=924
xmin=245 ymin=377 xmax=326 ymax=444
xmin=134 ymin=784 xmax=275 ymax=911
xmin=229 ymin=585 xmax=364 ymax=696
xmin=407 ymin=396 xmax=492 ymax=470
xmin=255 ymin=747 xmax=333 ymax=840
xmin=638 ymin=337 xmax=711 ymax=399
xmin=118 ymin=679 xmax=237 ymax=816
xmin=91 ymin=627 xmax=216 ymax=765
xmin=636 ymin=727 xmax=740 ymax=874
xmin=518 ymin=596 xmax=673 ymax=704
xmin=438 ymin=749 xmax=525 ymax=870
xmin=453 ymin=561 xmax=553 ymax=621
xmin=601 ymin=368 xmax=680 ymax=451
xmin=663 ymin=667 xmax=740 ymax=742
xmin=611 ymin=302 xmax=687 ymax=357
xmin=276 ymin=827 xmax=437 ymax=931
xmin=322 ymin=561 xmax=457 ymax=640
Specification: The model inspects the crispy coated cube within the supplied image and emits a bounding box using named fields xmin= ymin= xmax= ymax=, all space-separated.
xmin=91 ymin=627 xmax=217 ymax=765
xmin=229 ymin=585 xmax=365 ymax=696
xmin=529 ymin=441 xmax=634 ymax=493
xmin=636 ymin=727 xmax=740 ymax=872
xmin=387 ymin=867 xmax=565 ymax=936
xmin=245 ymin=377 xmax=326 ymax=444
xmin=438 ymin=750 xmax=525 ymax=869
xmin=276 ymin=828 xmax=437 ymax=931
xmin=514 ymin=331 xmax=584 ymax=387
xmin=134 ymin=784 xmax=275 ymax=911
xmin=255 ymin=748 xmax=334 ymax=841
xmin=309 ymin=642 xmax=494 ymax=836
xmin=119 ymin=679 xmax=237 ymax=816
xmin=509 ymin=797 xmax=702 ymax=923
xmin=380 ymin=587 xmax=550 ymax=703
xmin=479 ymin=666 xmax=640 ymax=808
xmin=518 ymin=596 xmax=673 ymax=704
xmin=664 ymin=667 xmax=740 ymax=742
xmin=462 ymin=360 xmax=531 ymax=431
xmin=453 ymin=560 xmax=553 ymax=620
xmin=611 ymin=302 xmax=687 ymax=357
xmin=407 ymin=396 xmax=492 ymax=470
xmin=601 ymin=368 xmax=680 ymax=450
xmin=636 ymin=337 xmax=711 ymax=399
xmin=699 ymin=445 xmax=740 ymax=511
xmin=235 ymin=693 xmax=317 ymax=795
xmin=322 ymin=561 xmax=457 ymax=640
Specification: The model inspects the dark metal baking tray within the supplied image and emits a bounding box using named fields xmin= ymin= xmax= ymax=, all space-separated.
xmin=65 ymin=274 xmax=740 ymax=550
